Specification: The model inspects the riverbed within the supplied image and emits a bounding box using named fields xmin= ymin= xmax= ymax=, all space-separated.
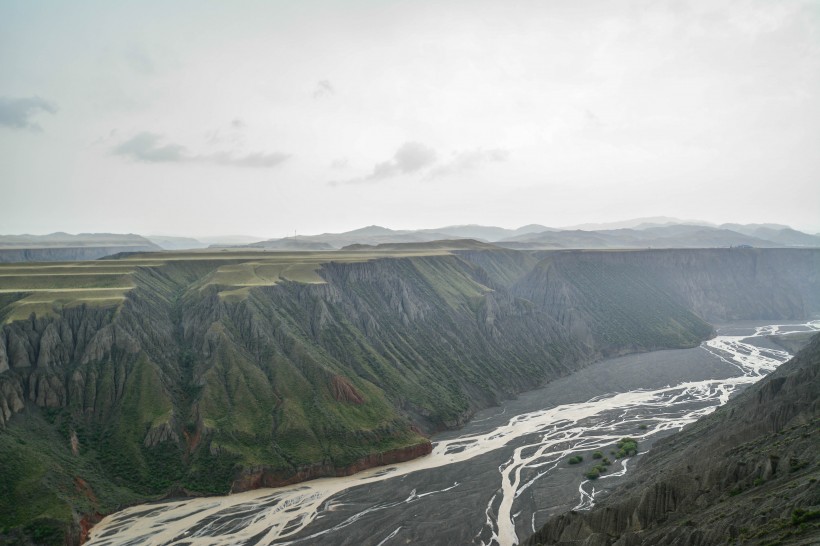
xmin=87 ymin=320 xmax=819 ymax=546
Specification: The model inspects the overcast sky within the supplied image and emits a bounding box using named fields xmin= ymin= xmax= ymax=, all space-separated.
xmin=2 ymin=0 xmax=819 ymax=238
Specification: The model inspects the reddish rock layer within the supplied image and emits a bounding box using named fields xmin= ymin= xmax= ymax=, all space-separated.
xmin=330 ymin=374 xmax=365 ymax=404
xmin=230 ymin=441 xmax=433 ymax=493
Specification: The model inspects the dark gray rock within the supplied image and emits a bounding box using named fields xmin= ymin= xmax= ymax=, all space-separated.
xmin=525 ymin=333 xmax=820 ymax=546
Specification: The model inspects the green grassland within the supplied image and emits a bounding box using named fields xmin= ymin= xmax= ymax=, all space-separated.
xmin=0 ymin=249 xmax=454 ymax=323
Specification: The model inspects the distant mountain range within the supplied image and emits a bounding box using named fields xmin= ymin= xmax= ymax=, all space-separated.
xmin=1 ymin=220 xmax=817 ymax=262
xmin=0 ymin=232 xmax=159 ymax=248
xmin=242 ymin=224 xmax=554 ymax=251
xmin=242 ymin=221 xmax=820 ymax=251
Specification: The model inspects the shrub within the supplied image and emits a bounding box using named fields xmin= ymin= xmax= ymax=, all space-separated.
xmin=585 ymin=468 xmax=600 ymax=480
xmin=615 ymin=437 xmax=638 ymax=458
xmin=568 ymin=455 xmax=583 ymax=465
xmin=592 ymin=451 xmax=603 ymax=459
xmin=792 ymin=508 xmax=820 ymax=526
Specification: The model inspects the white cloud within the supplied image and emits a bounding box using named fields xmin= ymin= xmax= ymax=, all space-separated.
xmin=2 ymin=0 xmax=819 ymax=234
xmin=0 ymin=96 xmax=57 ymax=130
xmin=332 ymin=141 xmax=438 ymax=185
xmin=113 ymin=132 xmax=289 ymax=168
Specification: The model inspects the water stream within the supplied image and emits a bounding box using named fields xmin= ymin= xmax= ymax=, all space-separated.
xmin=88 ymin=320 xmax=819 ymax=546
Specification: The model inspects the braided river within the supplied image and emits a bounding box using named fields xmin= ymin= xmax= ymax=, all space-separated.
xmin=88 ymin=320 xmax=819 ymax=546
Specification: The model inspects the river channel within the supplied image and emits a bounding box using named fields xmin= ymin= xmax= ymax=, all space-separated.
xmin=87 ymin=320 xmax=819 ymax=546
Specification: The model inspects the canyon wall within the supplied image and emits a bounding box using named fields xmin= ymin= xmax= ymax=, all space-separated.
xmin=0 ymin=247 xmax=818 ymax=544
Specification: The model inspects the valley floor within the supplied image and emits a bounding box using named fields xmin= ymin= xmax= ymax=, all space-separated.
xmin=86 ymin=320 xmax=818 ymax=546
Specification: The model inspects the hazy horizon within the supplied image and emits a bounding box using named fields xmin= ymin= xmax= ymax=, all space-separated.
xmin=2 ymin=0 xmax=819 ymax=236
xmin=2 ymin=215 xmax=817 ymax=241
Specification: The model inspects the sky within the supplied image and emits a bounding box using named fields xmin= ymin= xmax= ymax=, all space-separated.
xmin=1 ymin=0 xmax=819 ymax=238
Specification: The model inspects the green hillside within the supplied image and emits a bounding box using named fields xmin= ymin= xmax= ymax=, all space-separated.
xmin=0 ymin=247 xmax=818 ymax=544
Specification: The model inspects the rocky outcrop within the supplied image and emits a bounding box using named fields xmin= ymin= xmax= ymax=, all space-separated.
xmin=0 ymin=303 xmax=156 ymax=427
xmin=143 ymin=420 xmax=180 ymax=447
xmin=0 ymin=375 xmax=24 ymax=426
xmin=525 ymin=333 xmax=820 ymax=546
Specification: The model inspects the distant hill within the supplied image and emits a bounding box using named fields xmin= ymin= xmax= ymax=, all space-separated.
xmin=249 ymin=238 xmax=334 ymax=251
xmin=0 ymin=233 xmax=161 ymax=262
xmin=0 ymin=233 xmax=159 ymax=248
xmin=239 ymin=221 xmax=820 ymax=251
xmin=720 ymin=222 xmax=791 ymax=233
xmin=341 ymin=239 xmax=498 ymax=251
xmin=250 ymin=225 xmax=460 ymax=249
xmin=498 ymin=225 xmax=816 ymax=249
xmin=558 ymin=216 xmax=716 ymax=231
xmin=416 ymin=224 xmax=555 ymax=241
xmin=722 ymin=224 xmax=820 ymax=247
xmin=147 ymin=235 xmax=208 ymax=250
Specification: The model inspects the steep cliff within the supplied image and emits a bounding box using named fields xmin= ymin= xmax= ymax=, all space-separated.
xmin=512 ymin=251 xmax=715 ymax=356
xmin=525 ymin=333 xmax=820 ymax=546
xmin=0 ymin=251 xmax=593 ymax=544
xmin=519 ymin=249 xmax=820 ymax=323
xmin=0 ymin=247 xmax=817 ymax=545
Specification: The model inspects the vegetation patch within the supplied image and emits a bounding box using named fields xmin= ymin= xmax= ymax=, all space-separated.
xmin=791 ymin=508 xmax=820 ymax=526
xmin=615 ymin=437 xmax=639 ymax=458
xmin=581 ymin=438 xmax=637 ymax=479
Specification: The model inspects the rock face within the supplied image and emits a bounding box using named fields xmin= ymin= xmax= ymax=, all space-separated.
xmin=512 ymin=249 xmax=820 ymax=352
xmin=525 ymin=332 xmax=820 ymax=546
xmin=230 ymin=441 xmax=433 ymax=492
xmin=0 ymin=247 xmax=818 ymax=545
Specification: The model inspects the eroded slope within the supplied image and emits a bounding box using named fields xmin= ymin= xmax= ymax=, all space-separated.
xmin=525 ymin=333 xmax=820 ymax=546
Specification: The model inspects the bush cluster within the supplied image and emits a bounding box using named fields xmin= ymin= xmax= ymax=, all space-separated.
xmin=615 ymin=437 xmax=638 ymax=458
xmin=583 ymin=437 xmax=639 ymax=479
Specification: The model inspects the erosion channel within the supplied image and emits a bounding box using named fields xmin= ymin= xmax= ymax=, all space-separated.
xmin=87 ymin=320 xmax=819 ymax=546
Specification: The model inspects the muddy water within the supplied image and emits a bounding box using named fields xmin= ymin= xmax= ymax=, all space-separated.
xmin=87 ymin=320 xmax=819 ymax=546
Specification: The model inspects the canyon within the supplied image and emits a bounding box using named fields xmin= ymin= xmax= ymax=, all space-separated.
xmin=0 ymin=245 xmax=818 ymax=544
